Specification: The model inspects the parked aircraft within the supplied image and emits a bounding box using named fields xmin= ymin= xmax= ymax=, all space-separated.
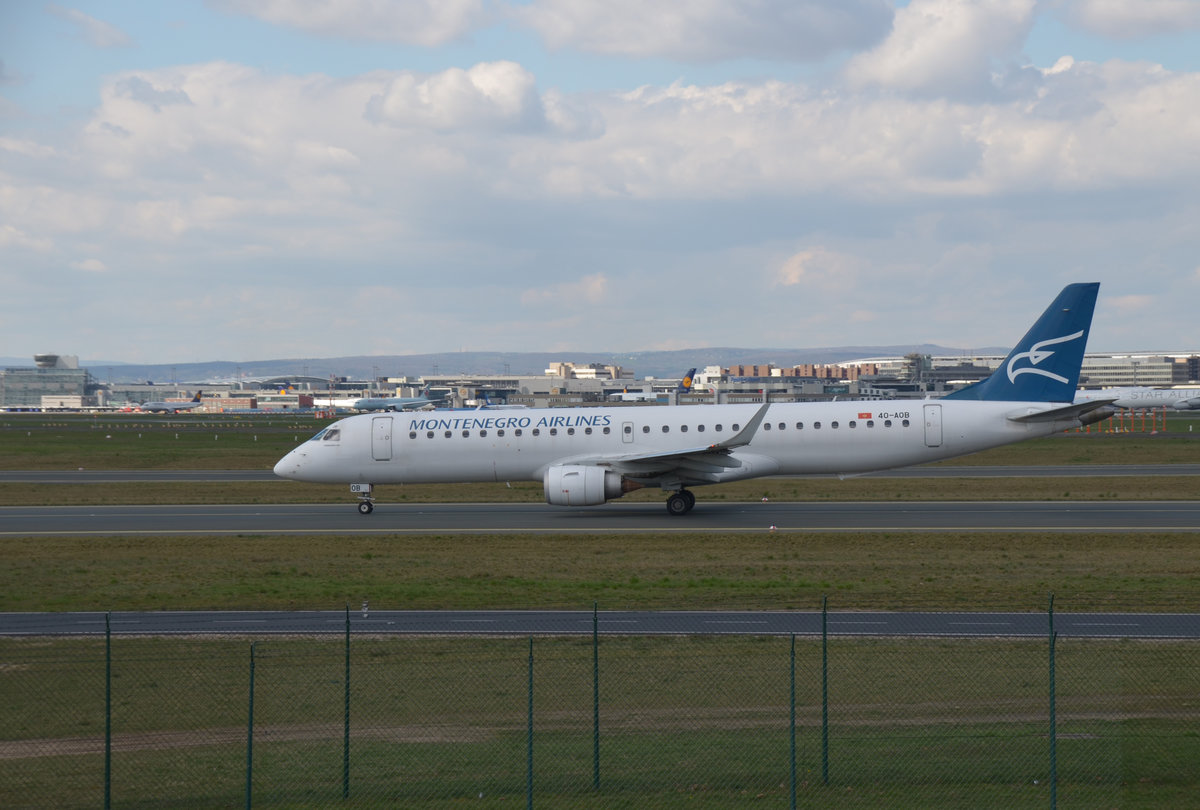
xmin=274 ymin=284 xmax=1111 ymax=515
xmin=1075 ymin=386 xmax=1200 ymax=411
xmin=612 ymin=369 xmax=697 ymax=402
xmin=141 ymin=391 xmax=204 ymax=413
xmin=352 ymin=385 xmax=446 ymax=412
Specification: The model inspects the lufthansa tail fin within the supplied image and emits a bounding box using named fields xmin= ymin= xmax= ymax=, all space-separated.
xmin=192 ymin=390 xmax=203 ymax=403
xmin=676 ymin=369 xmax=697 ymax=394
xmin=943 ymin=283 xmax=1098 ymax=403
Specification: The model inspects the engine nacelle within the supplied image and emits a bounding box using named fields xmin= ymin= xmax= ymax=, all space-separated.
xmin=544 ymin=465 xmax=627 ymax=506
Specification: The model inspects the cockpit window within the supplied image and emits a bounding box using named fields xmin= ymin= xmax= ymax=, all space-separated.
xmin=309 ymin=427 xmax=340 ymax=443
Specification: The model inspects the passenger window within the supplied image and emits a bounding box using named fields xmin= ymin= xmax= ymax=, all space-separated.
xmin=480 ymin=430 xmax=487 ymax=438
xmin=567 ymin=428 xmax=574 ymax=436
xmin=642 ymin=426 xmax=650 ymax=433
xmin=814 ymin=422 xmax=821 ymax=429
xmin=533 ymin=428 xmax=541 ymax=436
xmin=408 ymin=431 xmax=417 ymax=439
xmin=832 ymin=421 xmax=839 ymax=429
xmin=426 ymin=431 xmax=434 ymax=439
xmin=849 ymin=421 xmax=857 ymax=428
xmin=550 ymin=428 xmax=558 ymax=436
xmin=884 ymin=420 xmax=892 ymax=428
xmin=662 ymin=425 xmax=670 ymax=433
xmin=604 ymin=427 xmax=611 ymax=435
xmin=444 ymin=431 xmax=452 ymax=438
xmin=697 ymin=425 xmax=705 ymax=433
xmin=681 ymin=425 xmax=688 ymax=433
xmin=462 ymin=430 xmax=469 ymax=438
xmin=497 ymin=429 xmax=505 ymax=437
xmin=764 ymin=423 xmax=772 ymax=431
xmin=585 ymin=427 xmax=592 ymax=435
xmin=715 ymin=424 xmax=723 ymax=432
xmin=796 ymin=422 xmax=804 ymax=429
xmin=732 ymin=423 xmax=740 ymax=431
xmin=867 ymin=420 xmax=874 ymax=428
xmin=902 ymin=419 xmax=910 ymax=427
xmin=515 ymin=429 xmax=523 ymax=437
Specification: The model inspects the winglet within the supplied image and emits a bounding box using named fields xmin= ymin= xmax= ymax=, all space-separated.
xmin=708 ymin=402 xmax=769 ymax=451
xmin=943 ymin=283 xmax=1099 ymax=403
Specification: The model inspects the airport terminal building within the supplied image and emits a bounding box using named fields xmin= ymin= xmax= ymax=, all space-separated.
xmin=2 ymin=352 xmax=1198 ymax=411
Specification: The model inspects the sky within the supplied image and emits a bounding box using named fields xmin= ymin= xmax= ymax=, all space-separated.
xmin=3 ymin=0 xmax=1200 ymax=365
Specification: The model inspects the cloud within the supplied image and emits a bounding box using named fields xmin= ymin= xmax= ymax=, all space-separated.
xmin=514 ymin=0 xmax=893 ymax=62
xmin=1061 ymin=0 xmax=1200 ymax=39
xmin=48 ymin=4 xmax=133 ymax=48
xmin=365 ymin=61 xmax=548 ymax=132
xmin=521 ymin=273 xmax=609 ymax=306
xmin=774 ymin=248 xmax=862 ymax=290
xmin=70 ymin=258 xmax=108 ymax=272
xmin=0 ymin=224 xmax=54 ymax=252
xmin=211 ymin=0 xmax=488 ymax=45
xmin=844 ymin=0 xmax=1037 ymax=99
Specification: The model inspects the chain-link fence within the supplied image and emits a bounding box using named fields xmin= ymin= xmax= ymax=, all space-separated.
xmin=2 ymin=605 xmax=1198 ymax=808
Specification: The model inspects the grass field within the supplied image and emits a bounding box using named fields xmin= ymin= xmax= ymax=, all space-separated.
xmin=3 ymin=634 xmax=1197 ymax=808
xmin=2 ymin=412 xmax=1198 ymax=807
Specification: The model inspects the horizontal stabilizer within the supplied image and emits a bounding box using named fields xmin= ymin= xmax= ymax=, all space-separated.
xmin=1007 ymin=398 xmax=1117 ymax=424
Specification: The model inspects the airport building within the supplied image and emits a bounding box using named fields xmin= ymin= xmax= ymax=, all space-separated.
xmin=0 ymin=355 xmax=99 ymax=409
xmin=3 ymin=351 xmax=1198 ymax=411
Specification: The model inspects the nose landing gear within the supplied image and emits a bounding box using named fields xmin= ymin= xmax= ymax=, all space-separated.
xmin=666 ymin=489 xmax=695 ymax=516
xmin=351 ymin=483 xmax=374 ymax=514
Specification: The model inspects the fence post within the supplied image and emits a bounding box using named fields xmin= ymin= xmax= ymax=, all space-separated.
xmin=105 ymin=612 xmax=112 ymax=810
xmin=821 ymin=595 xmax=829 ymax=786
xmin=246 ymin=642 xmax=256 ymax=810
xmin=790 ymin=633 xmax=797 ymax=810
xmin=527 ymin=637 xmax=534 ymax=810
xmin=593 ymin=601 xmax=600 ymax=791
xmin=344 ymin=604 xmax=351 ymax=799
xmin=1049 ymin=593 xmax=1057 ymax=810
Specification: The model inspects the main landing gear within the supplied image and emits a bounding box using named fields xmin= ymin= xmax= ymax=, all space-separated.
xmin=351 ymin=483 xmax=374 ymax=514
xmin=666 ymin=489 xmax=696 ymax=516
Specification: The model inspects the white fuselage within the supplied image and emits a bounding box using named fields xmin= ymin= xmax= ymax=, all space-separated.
xmin=1075 ymin=387 xmax=1200 ymax=411
xmin=273 ymin=400 xmax=1066 ymax=487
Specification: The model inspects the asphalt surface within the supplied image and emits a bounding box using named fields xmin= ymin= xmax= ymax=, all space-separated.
xmin=3 ymin=499 xmax=1200 ymax=534
xmin=3 ymin=463 xmax=1200 ymax=483
xmin=2 ymin=609 xmax=1196 ymax=639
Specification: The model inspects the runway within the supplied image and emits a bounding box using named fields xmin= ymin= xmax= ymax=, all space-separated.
xmin=3 ymin=499 xmax=1200 ymax=535
xmin=2 ymin=463 xmax=1199 ymax=483
xmin=2 ymin=609 xmax=1196 ymax=639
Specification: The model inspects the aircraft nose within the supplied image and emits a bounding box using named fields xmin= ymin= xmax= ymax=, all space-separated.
xmin=273 ymin=451 xmax=300 ymax=480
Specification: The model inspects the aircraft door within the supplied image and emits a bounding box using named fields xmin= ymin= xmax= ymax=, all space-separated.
xmin=622 ymin=421 xmax=634 ymax=444
xmin=923 ymin=404 xmax=943 ymax=448
xmin=372 ymin=416 xmax=393 ymax=461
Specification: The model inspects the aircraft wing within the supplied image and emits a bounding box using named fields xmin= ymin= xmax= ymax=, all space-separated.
xmin=567 ymin=403 xmax=770 ymax=481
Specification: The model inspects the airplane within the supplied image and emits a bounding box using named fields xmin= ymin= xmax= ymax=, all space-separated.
xmin=1075 ymin=386 xmax=1200 ymax=411
xmin=612 ymin=369 xmax=697 ymax=402
xmin=352 ymin=385 xmax=446 ymax=412
xmin=141 ymin=391 xmax=204 ymax=413
xmin=274 ymin=284 xmax=1112 ymax=515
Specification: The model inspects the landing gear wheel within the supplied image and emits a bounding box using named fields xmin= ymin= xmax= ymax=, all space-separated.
xmin=666 ymin=490 xmax=695 ymax=516
xmin=357 ymin=500 xmax=374 ymax=515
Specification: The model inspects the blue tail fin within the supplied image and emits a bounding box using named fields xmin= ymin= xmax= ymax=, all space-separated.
xmin=943 ymin=283 xmax=1098 ymax=402
xmin=676 ymin=369 xmax=697 ymax=394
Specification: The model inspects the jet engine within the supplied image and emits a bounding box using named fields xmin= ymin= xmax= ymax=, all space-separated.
xmin=544 ymin=465 xmax=630 ymax=506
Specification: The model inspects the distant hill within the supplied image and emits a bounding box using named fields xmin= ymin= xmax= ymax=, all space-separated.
xmin=67 ymin=346 xmax=1005 ymax=384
